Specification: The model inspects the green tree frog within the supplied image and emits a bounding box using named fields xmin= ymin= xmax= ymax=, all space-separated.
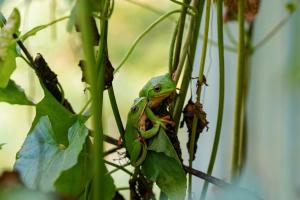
xmin=124 ymin=97 xmax=166 ymax=166
xmin=139 ymin=73 xmax=176 ymax=109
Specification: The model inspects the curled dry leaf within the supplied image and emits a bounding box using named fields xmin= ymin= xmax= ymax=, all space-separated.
xmin=78 ymin=53 xmax=114 ymax=90
xmin=180 ymin=99 xmax=209 ymax=160
xmin=224 ymin=0 xmax=260 ymax=23
xmin=34 ymin=53 xmax=74 ymax=113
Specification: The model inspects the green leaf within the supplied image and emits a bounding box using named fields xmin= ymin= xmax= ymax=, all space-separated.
xmin=84 ymin=166 xmax=117 ymax=200
xmin=142 ymin=129 xmax=187 ymax=200
xmin=142 ymin=152 xmax=187 ymax=200
xmin=147 ymin=128 xmax=181 ymax=164
xmin=54 ymin=142 xmax=92 ymax=196
xmin=0 ymin=8 xmax=20 ymax=88
xmin=0 ymin=143 xmax=5 ymax=150
xmin=14 ymin=116 xmax=89 ymax=193
xmin=0 ymin=79 xmax=34 ymax=105
xmin=31 ymin=88 xmax=77 ymax=145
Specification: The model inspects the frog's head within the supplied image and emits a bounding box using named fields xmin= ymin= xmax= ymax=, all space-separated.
xmin=127 ymin=97 xmax=148 ymax=124
xmin=139 ymin=73 xmax=176 ymax=108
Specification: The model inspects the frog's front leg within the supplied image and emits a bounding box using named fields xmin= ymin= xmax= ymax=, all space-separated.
xmin=145 ymin=107 xmax=174 ymax=129
xmin=130 ymin=138 xmax=147 ymax=167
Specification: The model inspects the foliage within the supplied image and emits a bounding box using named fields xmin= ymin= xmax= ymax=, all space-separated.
xmin=0 ymin=80 xmax=33 ymax=105
xmin=0 ymin=0 xmax=296 ymax=200
xmin=0 ymin=8 xmax=19 ymax=88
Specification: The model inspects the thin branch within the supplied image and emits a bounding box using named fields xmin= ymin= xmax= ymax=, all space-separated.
xmin=104 ymin=146 xmax=122 ymax=157
xmin=184 ymin=166 xmax=263 ymax=200
xmin=188 ymin=0 xmax=211 ymax=197
xmin=231 ymin=0 xmax=245 ymax=179
xmin=200 ymin=0 xmax=225 ymax=199
xmin=108 ymin=87 xmax=125 ymax=138
xmin=253 ymin=15 xmax=290 ymax=51
xmin=171 ymin=0 xmax=191 ymax=73
xmin=104 ymin=160 xmax=133 ymax=176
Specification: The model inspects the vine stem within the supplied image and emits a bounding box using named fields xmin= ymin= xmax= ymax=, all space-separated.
xmin=200 ymin=0 xmax=225 ymax=199
xmin=78 ymin=1 xmax=109 ymax=199
xmin=172 ymin=0 xmax=205 ymax=131
xmin=108 ymin=87 xmax=125 ymax=137
xmin=171 ymin=0 xmax=191 ymax=73
xmin=253 ymin=14 xmax=291 ymax=51
xmin=231 ymin=0 xmax=245 ymax=180
xmin=114 ymin=9 xmax=182 ymax=73
xmin=187 ymin=0 xmax=211 ymax=199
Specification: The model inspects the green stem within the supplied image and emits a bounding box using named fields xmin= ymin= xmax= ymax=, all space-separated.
xmin=171 ymin=0 xmax=191 ymax=73
xmin=108 ymin=86 xmax=125 ymax=138
xmin=78 ymin=1 xmax=108 ymax=199
xmin=174 ymin=28 xmax=192 ymax=83
xmin=18 ymin=16 xmax=69 ymax=41
xmin=200 ymin=0 xmax=225 ymax=199
xmin=231 ymin=0 xmax=245 ymax=180
xmin=78 ymin=97 xmax=92 ymax=116
xmin=172 ymin=0 xmax=205 ymax=131
xmin=169 ymin=21 xmax=179 ymax=73
xmin=188 ymin=0 xmax=211 ymax=198
xmin=114 ymin=9 xmax=182 ymax=73
xmin=169 ymin=0 xmax=197 ymax=15
xmin=239 ymin=22 xmax=254 ymax=176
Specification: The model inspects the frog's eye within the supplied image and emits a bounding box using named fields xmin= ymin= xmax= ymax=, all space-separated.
xmin=131 ymin=105 xmax=139 ymax=113
xmin=154 ymin=84 xmax=161 ymax=93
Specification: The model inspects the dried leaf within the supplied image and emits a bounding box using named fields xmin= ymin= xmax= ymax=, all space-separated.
xmin=181 ymin=99 xmax=209 ymax=160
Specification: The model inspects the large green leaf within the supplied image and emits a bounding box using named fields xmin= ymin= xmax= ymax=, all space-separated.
xmin=0 ymin=79 xmax=33 ymax=105
xmin=83 ymin=166 xmax=117 ymax=200
xmin=142 ymin=129 xmax=187 ymax=200
xmin=147 ymin=128 xmax=181 ymax=164
xmin=0 ymin=8 xmax=20 ymax=88
xmin=14 ymin=116 xmax=89 ymax=193
xmin=31 ymin=88 xmax=77 ymax=145
xmin=54 ymin=142 xmax=93 ymax=196
xmin=142 ymin=152 xmax=187 ymax=200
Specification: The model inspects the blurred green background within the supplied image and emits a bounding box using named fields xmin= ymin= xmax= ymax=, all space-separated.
xmin=0 ymin=0 xmax=299 ymax=199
